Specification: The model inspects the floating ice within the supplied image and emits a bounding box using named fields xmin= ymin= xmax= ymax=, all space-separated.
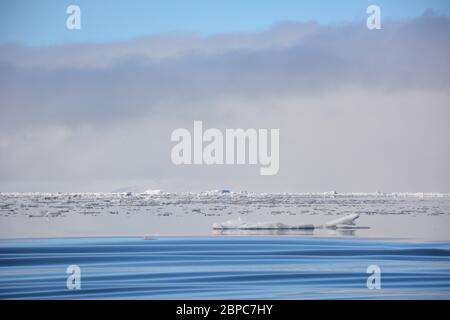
xmin=143 ymin=189 xmax=161 ymax=195
xmin=212 ymin=217 xmax=315 ymax=230
xmin=213 ymin=214 xmax=362 ymax=230
xmin=325 ymin=213 xmax=360 ymax=228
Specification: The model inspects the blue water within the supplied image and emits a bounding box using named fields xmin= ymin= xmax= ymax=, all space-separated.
xmin=0 ymin=237 xmax=449 ymax=299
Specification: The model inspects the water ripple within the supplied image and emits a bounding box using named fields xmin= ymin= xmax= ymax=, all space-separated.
xmin=0 ymin=237 xmax=449 ymax=299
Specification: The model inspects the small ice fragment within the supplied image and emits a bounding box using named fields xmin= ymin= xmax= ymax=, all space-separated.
xmin=325 ymin=213 xmax=360 ymax=228
xmin=144 ymin=189 xmax=161 ymax=195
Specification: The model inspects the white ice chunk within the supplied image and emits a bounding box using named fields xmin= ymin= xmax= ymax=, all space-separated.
xmin=325 ymin=213 xmax=360 ymax=228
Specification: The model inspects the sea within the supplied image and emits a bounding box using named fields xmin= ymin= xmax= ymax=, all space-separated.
xmin=0 ymin=192 xmax=449 ymax=299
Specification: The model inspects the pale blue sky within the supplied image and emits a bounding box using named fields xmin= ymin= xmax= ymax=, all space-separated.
xmin=1 ymin=0 xmax=450 ymax=46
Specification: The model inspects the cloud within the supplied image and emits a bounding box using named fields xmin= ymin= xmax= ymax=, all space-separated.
xmin=0 ymin=13 xmax=449 ymax=192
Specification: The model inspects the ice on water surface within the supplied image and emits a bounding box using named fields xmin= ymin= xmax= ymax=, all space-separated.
xmin=0 ymin=191 xmax=450 ymax=240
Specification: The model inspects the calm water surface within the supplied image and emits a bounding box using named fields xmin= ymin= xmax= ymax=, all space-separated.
xmin=0 ymin=236 xmax=449 ymax=299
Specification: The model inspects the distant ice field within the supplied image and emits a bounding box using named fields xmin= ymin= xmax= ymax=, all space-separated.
xmin=1 ymin=192 xmax=449 ymax=241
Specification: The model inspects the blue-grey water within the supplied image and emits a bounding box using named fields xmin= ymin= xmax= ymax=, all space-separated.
xmin=0 ymin=236 xmax=449 ymax=299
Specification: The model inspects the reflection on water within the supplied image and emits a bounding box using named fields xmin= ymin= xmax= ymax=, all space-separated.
xmin=212 ymin=228 xmax=316 ymax=236
xmin=327 ymin=228 xmax=356 ymax=236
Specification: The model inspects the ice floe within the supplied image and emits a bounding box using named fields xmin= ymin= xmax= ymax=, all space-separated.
xmin=213 ymin=214 xmax=364 ymax=230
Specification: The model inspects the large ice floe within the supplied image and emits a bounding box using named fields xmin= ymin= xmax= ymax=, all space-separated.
xmin=212 ymin=213 xmax=364 ymax=230
xmin=212 ymin=217 xmax=315 ymax=230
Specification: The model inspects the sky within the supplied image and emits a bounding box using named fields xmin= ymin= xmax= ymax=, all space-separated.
xmin=0 ymin=1 xmax=449 ymax=193
xmin=1 ymin=0 xmax=450 ymax=46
